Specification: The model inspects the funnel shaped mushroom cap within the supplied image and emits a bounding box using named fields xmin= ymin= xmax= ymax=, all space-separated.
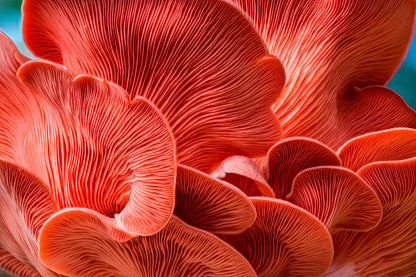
xmin=324 ymin=158 xmax=416 ymax=276
xmin=0 ymin=160 xmax=58 ymax=276
xmin=265 ymin=137 xmax=341 ymax=198
xmin=0 ymin=60 xmax=176 ymax=236
xmin=38 ymin=211 xmax=257 ymax=277
xmin=338 ymin=128 xmax=416 ymax=171
xmin=22 ymin=0 xmax=285 ymax=173
xmin=231 ymin=0 xmax=416 ymax=149
xmin=288 ymin=166 xmax=382 ymax=234
xmin=224 ymin=197 xmax=334 ymax=277
xmin=174 ymin=164 xmax=256 ymax=235
xmin=212 ymin=156 xmax=275 ymax=197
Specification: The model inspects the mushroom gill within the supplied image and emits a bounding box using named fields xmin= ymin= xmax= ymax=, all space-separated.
xmin=224 ymin=197 xmax=334 ymax=277
xmin=287 ymin=166 xmax=382 ymax=234
xmin=0 ymin=58 xmax=176 ymax=236
xmin=22 ymin=0 xmax=286 ymax=173
xmin=38 ymin=211 xmax=257 ymax=277
xmin=174 ymin=164 xmax=256 ymax=235
xmin=230 ymin=0 xmax=416 ymax=149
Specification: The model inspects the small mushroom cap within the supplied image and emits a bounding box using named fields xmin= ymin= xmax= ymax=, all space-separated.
xmin=287 ymin=166 xmax=382 ymax=234
xmin=224 ymin=197 xmax=334 ymax=277
xmin=174 ymin=164 xmax=256 ymax=235
xmin=212 ymin=156 xmax=275 ymax=197
xmin=1 ymin=60 xmax=176 ymax=236
xmin=231 ymin=0 xmax=416 ymax=149
xmin=324 ymin=157 xmax=416 ymax=276
xmin=265 ymin=137 xmax=341 ymax=198
xmin=0 ymin=159 xmax=58 ymax=276
xmin=38 ymin=211 xmax=257 ymax=277
xmin=338 ymin=127 xmax=416 ymax=171
xmin=22 ymin=0 xmax=286 ymax=173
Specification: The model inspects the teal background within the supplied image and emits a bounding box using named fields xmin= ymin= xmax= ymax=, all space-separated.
xmin=0 ymin=1 xmax=415 ymax=276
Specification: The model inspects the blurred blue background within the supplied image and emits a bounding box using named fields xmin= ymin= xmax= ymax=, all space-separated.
xmin=1 ymin=0 xmax=415 ymax=108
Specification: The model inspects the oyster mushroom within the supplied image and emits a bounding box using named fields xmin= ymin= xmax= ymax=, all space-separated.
xmin=22 ymin=0 xmax=286 ymax=173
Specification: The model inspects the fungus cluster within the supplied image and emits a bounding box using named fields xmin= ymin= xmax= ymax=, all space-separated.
xmin=0 ymin=0 xmax=416 ymax=276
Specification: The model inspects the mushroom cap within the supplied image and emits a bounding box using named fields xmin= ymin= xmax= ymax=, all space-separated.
xmin=0 ymin=159 xmax=58 ymax=276
xmin=265 ymin=137 xmax=341 ymax=198
xmin=287 ymin=166 xmax=382 ymax=234
xmin=0 ymin=58 xmax=176 ymax=236
xmin=212 ymin=156 xmax=275 ymax=197
xmin=38 ymin=211 xmax=257 ymax=277
xmin=224 ymin=197 xmax=334 ymax=277
xmin=174 ymin=164 xmax=256 ymax=235
xmin=230 ymin=0 xmax=416 ymax=149
xmin=338 ymin=127 xmax=416 ymax=171
xmin=22 ymin=0 xmax=286 ymax=173
xmin=324 ymin=157 xmax=416 ymax=276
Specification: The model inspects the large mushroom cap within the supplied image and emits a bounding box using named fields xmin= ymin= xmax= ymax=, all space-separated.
xmin=22 ymin=0 xmax=286 ymax=173
xmin=1 ymin=58 xmax=176 ymax=236
xmin=230 ymin=0 xmax=416 ymax=149
xmin=265 ymin=137 xmax=341 ymax=198
xmin=38 ymin=211 xmax=257 ymax=277
xmin=174 ymin=164 xmax=256 ymax=235
xmin=224 ymin=197 xmax=334 ymax=277
xmin=287 ymin=166 xmax=382 ymax=234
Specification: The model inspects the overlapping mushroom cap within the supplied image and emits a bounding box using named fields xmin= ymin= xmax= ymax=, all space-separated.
xmin=230 ymin=0 xmax=416 ymax=149
xmin=22 ymin=0 xmax=285 ymax=173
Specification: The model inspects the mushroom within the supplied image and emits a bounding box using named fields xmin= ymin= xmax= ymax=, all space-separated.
xmin=174 ymin=164 xmax=256 ymax=235
xmin=264 ymin=137 xmax=341 ymax=198
xmin=0 ymin=57 xmax=176 ymax=236
xmin=324 ymin=157 xmax=416 ymax=276
xmin=224 ymin=197 xmax=334 ymax=277
xmin=22 ymin=0 xmax=286 ymax=173
xmin=229 ymin=0 xmax=416 ymax=149
xmin=287 ymin=166 xmax=382 ymax=234
xmin=38 ymin=211 xmax=257 ymax=277
xmin=212 ymin=156 xmax=275 ymax=197
xmin=338 ymin=128 xmax=416 ymax=171
xmin=0 ymin=159 xmax=58 ymax=276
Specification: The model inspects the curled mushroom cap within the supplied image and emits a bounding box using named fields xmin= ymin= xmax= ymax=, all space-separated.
xmin=22 ymin=0 xmax=285 ymax=173
xmin=338 ymin=128 xmax=416 ymax=171
xmin=0 ymin=159 xmax=58 ymax=276
xmin=38 ymin=211 xmax=257 ymax=277
xmin=324 ymin=158 xmax=416 ymax=276
xmin=265 ymin=137 xmax=341 ymax=198
xmin=212 ymin=156 xmax=275 ymax=197
xmin=224 ymin=197 xmax=334 ymax=277
xmin=231 ymin=0 xmax=416 ymax=149
xmin=0 ymin=58 xmax=176 ymax=236
xmin=174 ymin=164 xmax=256 ymax=235
xmin=287 ymin=166 xmax=382 ymax=234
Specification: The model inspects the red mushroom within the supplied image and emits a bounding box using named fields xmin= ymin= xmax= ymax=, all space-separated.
xmin=212 ymin=156 xmax=275 ymax=197
xmin=264 ymin=137 xmax=341 ymax=198
xmin=230 ymin=0 xmax=416 ymax=149
xmin=0 ymin=160 xmax=58 ymax=276
xmin=338 ymin=128 xmax=416 ymax=171
xmin=22 ymin=0 xmax=286 ymax=173
xmin=224 ymin=197 xmax=334 ymax=276
xmin=174 ymin=164 xmax=256 ymax=235
xmin=324 ymin=157 xmax=416 ymax=276
xmin=0 ymin=55 xmax=176 ymax=236
xmin=38 ymin=211 xmax=257 ymax=277
xmin=287 ymin=166 xmax=382 ymax=234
